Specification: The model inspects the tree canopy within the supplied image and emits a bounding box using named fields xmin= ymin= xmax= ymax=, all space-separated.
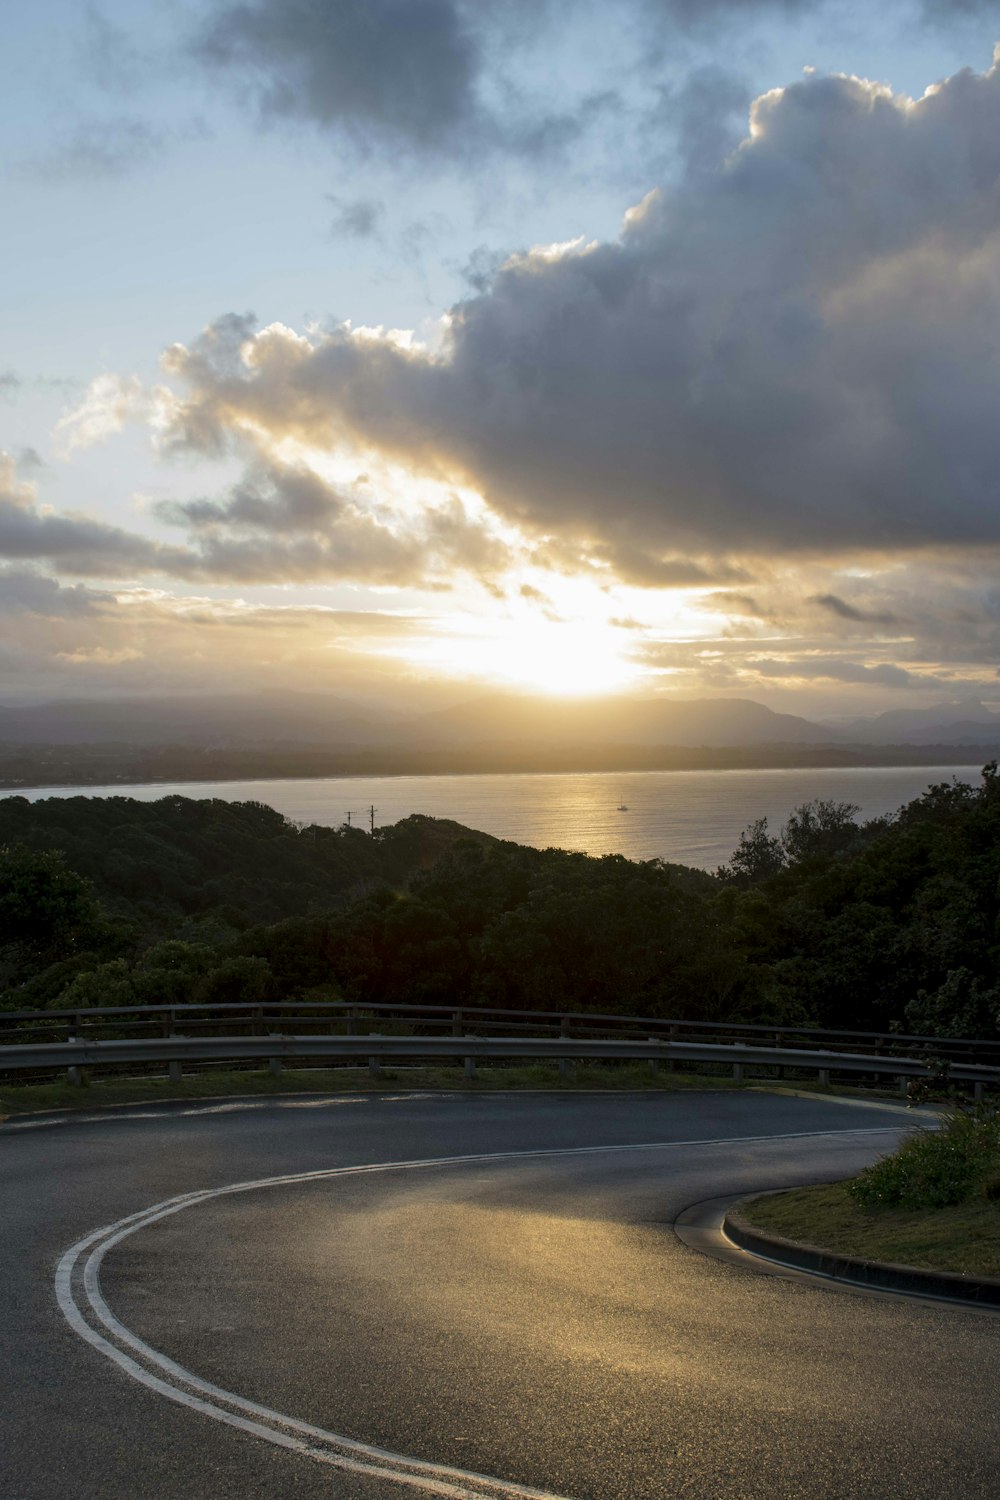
xmin=2 ymin=773 xmax=999 ymax=1039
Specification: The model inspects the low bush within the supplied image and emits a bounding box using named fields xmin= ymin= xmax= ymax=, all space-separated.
xmin=848 ymin=1104 xmax=1000 ymax=1210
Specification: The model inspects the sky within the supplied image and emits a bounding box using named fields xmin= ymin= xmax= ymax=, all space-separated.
xmin=3 ymin=0 xmax=1000 ymax=719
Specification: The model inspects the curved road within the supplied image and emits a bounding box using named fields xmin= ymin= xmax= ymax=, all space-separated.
xmin=3 ymin=1089 xmax=998 ymax=1499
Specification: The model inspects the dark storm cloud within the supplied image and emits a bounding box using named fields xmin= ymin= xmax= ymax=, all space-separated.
xmin=162 ymin=54 xmax=1000 ymax=572
xmin=191 ymin=0 xmax=604 ymax=162
xmin=194 ymin=0 xmax=483 ymax=153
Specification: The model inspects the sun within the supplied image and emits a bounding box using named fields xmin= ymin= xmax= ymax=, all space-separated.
xmin=390 ymin=615 xmax=640 ymax=696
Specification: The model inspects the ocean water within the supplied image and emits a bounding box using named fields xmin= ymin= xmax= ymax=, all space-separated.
xmin=10 ymin=764 xmax=983 ymax=870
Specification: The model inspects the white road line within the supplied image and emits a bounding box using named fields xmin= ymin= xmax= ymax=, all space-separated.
xmin=56 ymin=1126 xmax=901 ymax=1498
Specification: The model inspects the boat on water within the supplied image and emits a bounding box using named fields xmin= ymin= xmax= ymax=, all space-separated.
xmin=617 ymin=791 xmax=629 ymax=811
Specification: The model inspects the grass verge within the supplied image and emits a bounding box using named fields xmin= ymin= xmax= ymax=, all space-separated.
xmin=0 ymin=1061 xmax=758 ymax=1117
xmin=741 ymin=1179 xmax=1000 ymax=1279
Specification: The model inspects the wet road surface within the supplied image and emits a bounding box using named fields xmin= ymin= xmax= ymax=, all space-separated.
xmin=3 ymin=1089 xmax=997 ymax=1498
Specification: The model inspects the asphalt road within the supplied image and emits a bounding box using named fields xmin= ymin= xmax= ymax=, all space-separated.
xmin=3 ymin=1088 xmax=998 ymax=1499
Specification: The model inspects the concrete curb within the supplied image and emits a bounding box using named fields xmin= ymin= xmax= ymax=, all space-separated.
xmin=724 ymin=1199 xmax=1000 ymax=1307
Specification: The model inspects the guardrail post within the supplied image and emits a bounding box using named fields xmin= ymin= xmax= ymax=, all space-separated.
xmin=648 ymin=1037 xmax=659 ymax=1076
xmin=974 ymin=1080 xmax=984 ymax=1102
xmin=268 ymin=1034 xmax=282 ymax=1077
xmin=464 ymin=1039 xmax=475 ymax=1081
xmin=898 ymin=1075 xmax=908 ymax=1096
xmin=368 ymin=1035 xmax=381 ymax=1078
xmin=733 ymin=1062 xmax=744 ymax=1082
xmin=66 ymin=1036 xmax=82 ymax=1088
xmin=818 ymin=1068 xmax=830 ymax=1086
xmin=452 ymin=1010 xmax=463 ymax=1037
xmin=559 ymin=1017 xmax=571 ymax=1078
xmin=167 ymin=1035 xmax=182 ymax=1084
xmin=348 ymin=1007 xmax=359 ymax=1037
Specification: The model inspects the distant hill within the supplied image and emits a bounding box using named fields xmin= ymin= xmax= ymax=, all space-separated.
xmin=836 ymin=699 xmax=1000 ymax=746
xmin=410 ymin=693 xmax=832 ymax=748
xmin=0 ymin=692 xmax=405 ymax=748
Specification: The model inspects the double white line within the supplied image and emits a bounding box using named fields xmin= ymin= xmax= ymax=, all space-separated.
xmin=55 ymin=1129 xmax=898 ymax=1497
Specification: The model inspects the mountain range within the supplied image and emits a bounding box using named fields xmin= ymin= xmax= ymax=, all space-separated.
xmin=1 ymin=692 xmax=999 ymax=752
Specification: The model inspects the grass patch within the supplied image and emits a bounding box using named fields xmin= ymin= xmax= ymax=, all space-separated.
xmin=742 ymin=1178 xmax=1000 ymax=1278
xmin=0 ymin=1061 xmax=755 ymax=1118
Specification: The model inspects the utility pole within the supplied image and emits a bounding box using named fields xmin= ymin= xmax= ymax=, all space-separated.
xmin=345 ymin=811 xmax=354 ymax=828
xmin=369 ymin=804 xmax=377 ymax=836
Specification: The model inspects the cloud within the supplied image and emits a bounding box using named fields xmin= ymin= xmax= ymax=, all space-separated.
xmin=55 ymin=373 xmax=152 ymax=451
xmin=0 ymin=585 xmax=460 ymax=704
xmin=810 ymin=593 xmax=901 ymax=626
xmin=157 ymin=53 xmax=1000 ymax=577
xmin=80 ymin=8 xmax=149 ymax=96
xmin=0 ymin=570 xmax=112 ymax=617
xmin=35 ymin=116 xmax=167 ymax=179
xmin=327 ymin=195 xmax=385 ymax=239
xmin=0 ymin=453 xmax=193 ymax=578
xmin=752 ymin=656 xmax=917 ymax=687
xmin=651 ymin=66 xmax=750 ymax=177
xmin=0 ymin=372 xmax=21 ymax=403
xmin=190 ymin=0 xmax=602 ymax=164
xmin=0 ymin=443 xmax=511 ymax=591
xmin=154 ymin=457 xmax=512 ymax=586
xmin=700 ymin=592 xmax=770 ymax=618
xmin=194 ymin=0 xmax=484 ymax=155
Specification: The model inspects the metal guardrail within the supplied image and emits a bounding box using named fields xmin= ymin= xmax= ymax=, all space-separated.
xmin=3 ymin=998 xmax=999 ymax=1067
xmin=2 ymin=1033 xmax=998 ymax=1097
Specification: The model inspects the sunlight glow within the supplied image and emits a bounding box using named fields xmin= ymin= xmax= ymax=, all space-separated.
xmin=389 ymin=615 xmax=642 ymax=695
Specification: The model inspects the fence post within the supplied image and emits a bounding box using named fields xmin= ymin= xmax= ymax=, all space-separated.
xmin=268 ymin=1034 xmax=282 ymax=1077
xmin=67 ymin=1036 xmax=82 ymax=1088
xmin=559 ymin=1017 xmax=571 ymax=1079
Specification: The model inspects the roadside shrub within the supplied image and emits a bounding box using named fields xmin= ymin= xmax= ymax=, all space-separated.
xmin=848 ymin=1105 xmax=1000 ymax=1210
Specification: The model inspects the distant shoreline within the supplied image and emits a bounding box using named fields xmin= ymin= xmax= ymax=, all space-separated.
xmin=0 ymin=743 xmax=990 ymax=793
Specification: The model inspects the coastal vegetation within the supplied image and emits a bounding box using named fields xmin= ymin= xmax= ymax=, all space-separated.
xmin=2 ymin=765 xmax=1000 ymax=1043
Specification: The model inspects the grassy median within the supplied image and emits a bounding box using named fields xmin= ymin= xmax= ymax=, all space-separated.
xmin=743 ymin=1181 xmax=1000 ymax=1278
xmin=742 ymin=1106 xmax=1000 ymax=1280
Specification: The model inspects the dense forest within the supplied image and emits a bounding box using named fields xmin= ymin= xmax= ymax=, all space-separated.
xmin=2 ymin=768 xmax=999 ymax=1037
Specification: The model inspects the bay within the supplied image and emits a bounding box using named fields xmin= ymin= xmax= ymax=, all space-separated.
xmin=9 ymin=763 xmax=983 ymax=870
